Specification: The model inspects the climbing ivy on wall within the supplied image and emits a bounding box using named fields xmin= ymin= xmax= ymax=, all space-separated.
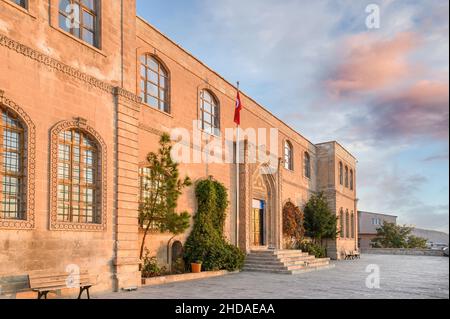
xmin=184 ymin=179 xmax=245 ymax=271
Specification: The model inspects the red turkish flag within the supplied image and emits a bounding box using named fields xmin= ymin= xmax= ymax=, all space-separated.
xmin=234 ymin=90 xmax=243 ymax=126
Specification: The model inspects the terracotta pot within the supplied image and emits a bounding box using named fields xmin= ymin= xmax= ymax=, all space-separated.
xmin=191 ymin=263 xmax=202 ymax=273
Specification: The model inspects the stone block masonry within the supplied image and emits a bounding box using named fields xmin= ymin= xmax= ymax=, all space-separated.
xmin=0 ymin=0 xmax=358 ymax=296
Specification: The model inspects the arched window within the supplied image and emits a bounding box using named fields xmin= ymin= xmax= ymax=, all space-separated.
xmin=58 ymin=0 xmax=99 ymax=47
xmin=339 ymin=162 xmax=343 ymax=185
xmin=56 ymin=128 xmax=100 ymax=224
xmin=199 ymin=90 xmax=220 ymax=136
xmin=345 ymin=166 xmax=349 ymax=188
xmin=350 ymin=169 xmax=354 ymax=190
xmin=140 ymin=55 xmax=170 ymax=113
xmin=0 ymin=107 xmax=25 ymax=220
xmin=304 ymin=152 xmax=311 ymax=179
xmin=351 ymin=212 xmax=355 ymax=238
xmin=339 ymin=209 xmax=345 ymax=238
xmin=284 ymin=141 xmax=293 ymax=170
xmin=345 ymin=210 xmax=350 ymax=238
xmin=138 ymin=166 xmax=161 ymax=230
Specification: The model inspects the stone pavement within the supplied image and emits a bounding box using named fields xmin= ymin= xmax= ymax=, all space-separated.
xmin=98 ymin=254 xmax=449 ymax=299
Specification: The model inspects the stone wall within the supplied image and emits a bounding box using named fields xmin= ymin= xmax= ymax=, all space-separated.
xmin=1 ymin=0 xmax=359 ymax=297
xmin=363 ymin=248 xmax=446 ymax=257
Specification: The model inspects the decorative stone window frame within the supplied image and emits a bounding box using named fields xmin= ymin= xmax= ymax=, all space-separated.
xmin=49 ymin=118 xmax=107 ymax=232
xmin=0 ymin=90 xmax=36 ymax=230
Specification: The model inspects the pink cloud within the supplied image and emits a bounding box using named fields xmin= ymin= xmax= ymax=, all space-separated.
xmin=326 ymin=32 xmax=421 ymax=97
xmin=368 ymin=80 xmax=449 ymax=140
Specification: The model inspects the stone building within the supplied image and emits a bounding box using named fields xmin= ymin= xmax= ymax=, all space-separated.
xmin=0 ymin=0 xmax=358 ymax=296
xmin=358 ymin=211 xmax=398 ymax=250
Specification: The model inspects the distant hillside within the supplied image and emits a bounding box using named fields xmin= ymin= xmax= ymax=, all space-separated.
xmin=412 ymin=228 xmax=449 ymax=245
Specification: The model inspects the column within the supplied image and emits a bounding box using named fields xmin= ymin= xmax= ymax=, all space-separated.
xmin=113 ymin=87 xmax=141 ymax=290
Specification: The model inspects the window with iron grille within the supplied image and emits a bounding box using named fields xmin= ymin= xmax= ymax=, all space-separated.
xmin=284 ymin=141 xmax=293 ymax=171
xmin=339 ymin=162 xmax=343 ymax=185
xmin=351 ymin=212 xmax=355 ymax=238
xmin=345 ymin=210 xmax=350 ymax=238
xmin=139 ymin=166 xmax=163 ymax=231
xmin=350 ymin=169 xmax=354 ymax=190
xmin=345 ymin=166 xmax=349 ymax=188
xmin=199 ymin=90 xmax=220 ymax=136
xmin=57 ymin=129 xmax=100 ymax=224
xmin=304 ymin=152 xmax=311 ymax=178
xmin=340 ymin=209 xmax=345 ymax=238
xmin=0 ymin=108 xmax=25 ymax=220
xmin=58 ymin=0 xmax=98 ymax=47
xmin=140 ymin=55 xmax=170 ymax=113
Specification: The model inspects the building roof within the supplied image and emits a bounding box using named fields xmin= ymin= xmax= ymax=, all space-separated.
xmin=358 ymin=211 xmax=398 ymax=218
xmin=135 ymin=16 xmax=357 ymax=159
xmin=316 ymin=141 xmax=357 ymax=161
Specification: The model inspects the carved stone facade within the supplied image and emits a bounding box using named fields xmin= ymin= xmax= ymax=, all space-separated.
xmin=0 ymin=0 xmax=357 ymax=297
xmin=49 ymin=119 xmax=108 ymax=232
xmin=0 ymin=90 xmax=36 ymax=230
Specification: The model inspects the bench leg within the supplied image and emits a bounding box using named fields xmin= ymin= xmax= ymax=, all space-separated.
xmin=37 ymin=291 xmax=49 ymax=300
xmin=78 ymin=286 xmax=91 ymax=299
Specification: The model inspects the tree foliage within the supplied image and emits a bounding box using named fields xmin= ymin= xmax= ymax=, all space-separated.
xmin=303 ymin=192 xmax=338 ymax=246
xmin=371 ymin=222 xmax=428 ymax=249
xmin=407 ymin=235 xmax=428 ymax=249
xmin=283 ymin=202 xmax=305 ymax=243
xmin=184 ymin=179 xmax=245 ymax=271
xmin=139 ymin=133 xmax=192 ymax=260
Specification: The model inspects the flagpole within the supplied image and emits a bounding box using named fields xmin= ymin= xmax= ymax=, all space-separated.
xmin=236 ymin=81 xmax=240 ymax=248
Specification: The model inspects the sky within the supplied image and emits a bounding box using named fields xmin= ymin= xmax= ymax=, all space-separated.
xmin=136 ymin=0 xmax=449 ymax=233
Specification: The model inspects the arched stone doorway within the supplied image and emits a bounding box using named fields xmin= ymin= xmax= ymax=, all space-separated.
xmin=248 ymin=164 xmax=280 ymax=250
xmin=170 ymin=241 xmax=184 ymax=274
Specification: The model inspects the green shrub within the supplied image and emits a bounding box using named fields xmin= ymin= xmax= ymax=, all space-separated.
xmin=142 ymin=249 xmax=167 ymax=278
xmin=172 ymin=257 xmax=186 ymax=275
xmin=184 ymin=179 xmax=245 ymax=271
xmin=296 ymin=240 xmax=327 ymax=258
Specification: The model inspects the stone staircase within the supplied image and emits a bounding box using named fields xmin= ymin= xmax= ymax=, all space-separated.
xmin=243 ymin=249 xmax=335 ymax=274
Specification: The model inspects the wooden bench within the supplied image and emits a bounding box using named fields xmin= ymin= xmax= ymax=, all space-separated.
xmin=343 ymin=250 xmax=351 ymax=260
xmin=28 ymin=271 xmax=93 ymax=299
xmin=343 ymin=250 xmax=361 ymax=260
xmin=352 ymin=250 xmax=361 ymax=259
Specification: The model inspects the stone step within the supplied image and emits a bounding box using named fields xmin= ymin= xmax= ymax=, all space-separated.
xmin=243 ymin=263 xmax=335 ymax=275
xmin=246 ymin=256 xmax=315 ymax=264
xmin=243 ymin=265 xmax=288 ymax=271
xmin=247 ymin=253 xmax=311 ymax=260
xmin=245 ymin=261 xmax=306 ymax=267
xmin=247 ymin=252 xmax=310 ymax=260
xmin=250 ymin=250 xmax=304 ymax=257
xmin=245 ymin=256 xmax=316 ymax=266
xmin=244 ymin=250 xmax=333 ymax=275
xmin=244 ymin=259 xmax=331 ymax=272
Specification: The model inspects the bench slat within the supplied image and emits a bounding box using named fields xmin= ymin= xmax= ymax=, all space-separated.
xmin=30 ymin=278 xmax=90 ymax=288
xmin=29 ymin=271 xmax=92 ymax=291
xmin=33 ymin=283 xmax=92 ymax=292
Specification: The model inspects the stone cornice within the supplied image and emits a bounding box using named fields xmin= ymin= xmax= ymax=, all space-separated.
xmin=0 ymin=33 xmax=141 ymax=104
xmin=114 ymin=87 xmax=142 ymax=106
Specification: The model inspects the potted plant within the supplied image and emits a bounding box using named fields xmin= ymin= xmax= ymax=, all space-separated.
xmin=191 ymin=260 xmax=202 ymax=273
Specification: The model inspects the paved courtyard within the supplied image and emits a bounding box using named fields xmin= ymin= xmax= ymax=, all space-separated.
xmin=99 ymin=255 xmax=449 ymax=299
